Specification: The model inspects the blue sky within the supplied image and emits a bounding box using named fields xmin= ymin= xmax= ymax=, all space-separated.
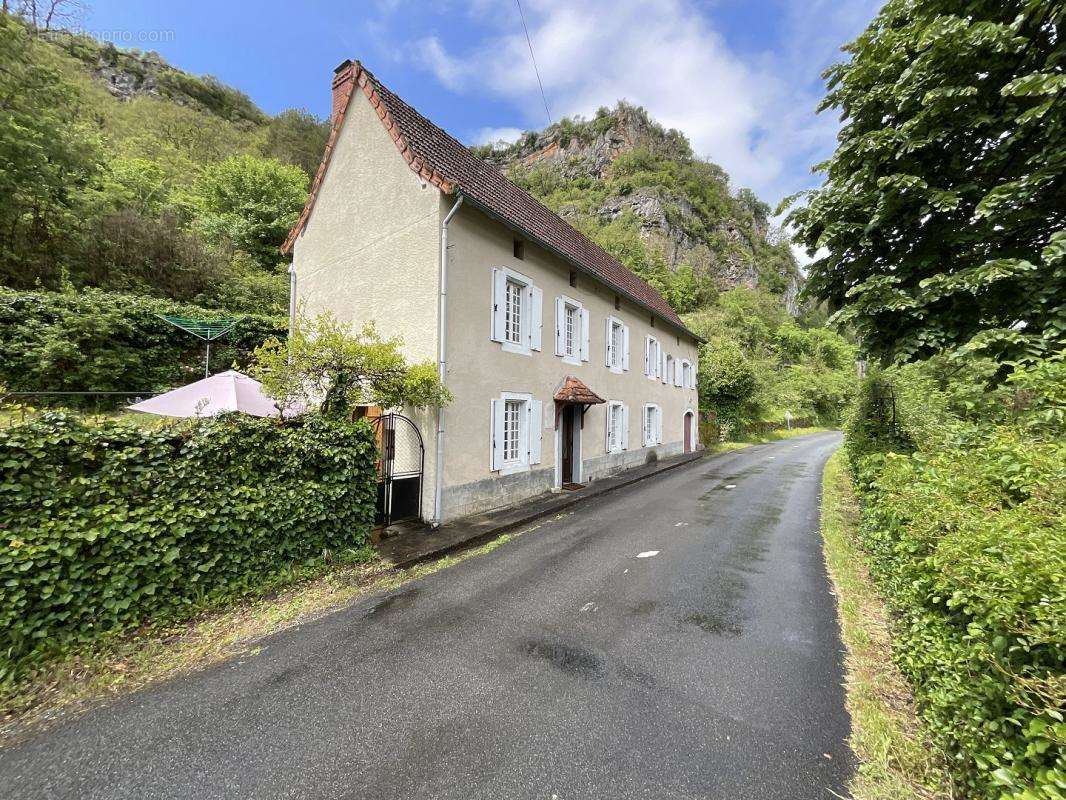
xmin=80 ymin=0 xmax=881 ymax=213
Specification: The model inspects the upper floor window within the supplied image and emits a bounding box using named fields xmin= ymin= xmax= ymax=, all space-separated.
xmin=664 ymin=354 xmax=674 ymax=386
xmin=644 ymin=335 xmax=662 ymax=380
xmin=554 ymin=296 xmax=589 ymax=365
xmin=680 ymin=360 xmax=694 ymax=389
xmin=491 ymin=267 xmax=542 ymax=355
xmin=605 ymin=316 xmax=629 ymax=373
xmin=505 ymin=279 xmax=523 ymax=344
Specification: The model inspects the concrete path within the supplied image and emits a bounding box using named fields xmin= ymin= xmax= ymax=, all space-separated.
xmin=2 ymin=431 xmax=851 ymax=800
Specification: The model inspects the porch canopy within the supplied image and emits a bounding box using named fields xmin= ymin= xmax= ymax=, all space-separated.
xmin=553 ymin=375 xmax=605 ymax=424
xmin=127 ymin=370 xmax=299 ymax=419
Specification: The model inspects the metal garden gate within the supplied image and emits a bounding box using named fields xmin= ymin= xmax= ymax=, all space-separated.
xmin=371 ymin=413 xmax=425 ymax=527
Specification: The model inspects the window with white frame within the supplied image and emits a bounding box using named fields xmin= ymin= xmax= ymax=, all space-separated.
xmin=644 ymin=335 xmax=661 ymax=380
xmin=504 ymin=280 xmax=523 ymax=345
xmin=642 ymin=403 xmax=662 ymax=447
xmin=491 ymin=268 xmax=542 ymax=355
xmin=605 ymin=316 xmax=629 ymax=372
xmin=491 ymin=392 xmax=543 ymax=473
xmin=502 ymin=400 xmax=522 ymax=462
xmin=664 ymin=354 xmax=674 ymax=386
xmin=554 ymin=296 xmax=589 ymax=364
xmin=605 ymin=400 xmax=628 ymax=454
xmin=680 ymin=360 xmax=694 ymax=389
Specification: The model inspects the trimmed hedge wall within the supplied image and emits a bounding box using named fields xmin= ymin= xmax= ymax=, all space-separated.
xmin=0 ymin=412 xmax=377 ymax=679
xmin=845 ymin=373 xmax=1065 ymax=800
xmin=0 ymin=289 xmax=286 ymax=407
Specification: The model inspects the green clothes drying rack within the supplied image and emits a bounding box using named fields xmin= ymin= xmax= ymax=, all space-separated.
xmin=158 ymin=315 xmax=241 ymax=378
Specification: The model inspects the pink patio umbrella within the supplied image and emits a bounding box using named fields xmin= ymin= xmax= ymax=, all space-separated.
xmin=127 ymin=370 xmax=301 ymax=419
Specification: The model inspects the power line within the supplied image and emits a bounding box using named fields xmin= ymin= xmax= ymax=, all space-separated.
xmin=515 ymin=0 xmax=552 ymax=127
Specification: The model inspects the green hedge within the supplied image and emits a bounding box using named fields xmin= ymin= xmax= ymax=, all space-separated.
xmin=0 ymin=289 xmax=286 ymax=407
xmin=845 ymin=372 xmax=1065 ymax=800
xmin=0 ymin=412 xmax=377 ymax=679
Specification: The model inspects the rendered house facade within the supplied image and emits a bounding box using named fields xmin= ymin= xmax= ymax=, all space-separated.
xmin=284 ymin=60 xmax=701 ymax=523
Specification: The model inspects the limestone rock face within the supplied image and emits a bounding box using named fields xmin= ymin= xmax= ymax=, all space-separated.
xmin=476 ymin=103 xmax=803 ymax=304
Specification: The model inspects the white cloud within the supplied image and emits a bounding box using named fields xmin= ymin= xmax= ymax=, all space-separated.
xmin=472 ymin=126 xmax=525 ymax=146
xmin=409 ymin=0 xmax=879 ymax=206
xmin=416 ymin=35 xmax=467 ymax=91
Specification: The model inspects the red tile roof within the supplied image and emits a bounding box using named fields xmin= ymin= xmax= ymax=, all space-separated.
xmin=554 ymin=376 xmax=606 ymax=405
xmin=284 ymin=60 xmax=694 ymax=336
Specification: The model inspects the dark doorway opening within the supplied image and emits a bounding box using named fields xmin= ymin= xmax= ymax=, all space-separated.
xmin=561 ymin=405 xmax=576 ymax=486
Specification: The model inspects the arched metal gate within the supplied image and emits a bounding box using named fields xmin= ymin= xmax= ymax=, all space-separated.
xmin=371 ymin=413 xmax=425 ymax=527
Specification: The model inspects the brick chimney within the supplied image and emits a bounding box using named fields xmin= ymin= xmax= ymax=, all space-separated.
xmin=331 ymin=59 xmax=355 ymax=124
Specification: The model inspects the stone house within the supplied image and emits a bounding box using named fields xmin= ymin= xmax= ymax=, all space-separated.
xmin=283 ymin=60 xmax=701 ymax=524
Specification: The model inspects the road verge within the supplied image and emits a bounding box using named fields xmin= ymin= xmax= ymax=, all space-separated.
xmin=820 ymin=450 xmax=952 ymax=800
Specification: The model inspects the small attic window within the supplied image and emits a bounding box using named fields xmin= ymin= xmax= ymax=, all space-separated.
xmin=614 ymin=295 xmax=620 ymax=310
xmin=650 ymin=316 xmax=656 ymax=328
xmin=569 ymin=271 xmax=576 ymax=288
xmin=513 ymin=240 xmax=524 ymax=260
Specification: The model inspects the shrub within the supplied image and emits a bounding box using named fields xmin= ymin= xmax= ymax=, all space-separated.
xmin=0 ymin=288 xmax=285 ymax=407
xmin=0 ymin=411 xmax=377 ymax=679
xmin=845 ymin=362 xmax=1065 ymax=799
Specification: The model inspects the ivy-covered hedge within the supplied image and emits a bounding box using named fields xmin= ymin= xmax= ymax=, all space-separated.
xmin=0 ymin=412 xmax=377 ymax=679
xmin=0 ymin=289 xmax=286 ymax=407
xmin=845 ymin=369 xmax=1065 ymax=800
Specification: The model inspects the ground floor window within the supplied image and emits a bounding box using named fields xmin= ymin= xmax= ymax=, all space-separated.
xmin=606 ymin=401 xmax=628 ymax=453
xmin=491 ymin=393 xmax=543 ymax=473
xmin=503 ymin=400 xmax=522 ymax=463
xmin=642 ymin=403 xmax=662 ymax=447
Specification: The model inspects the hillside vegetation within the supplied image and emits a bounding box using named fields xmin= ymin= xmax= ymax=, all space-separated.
xmin=0 ymin=14 xmax=327 ymax=314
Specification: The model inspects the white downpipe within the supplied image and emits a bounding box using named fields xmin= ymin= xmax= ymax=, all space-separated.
xmin=433 ymin=194 xmax=464 ymax=525
xmin=287 ymin=264 xmax=297 ymax=342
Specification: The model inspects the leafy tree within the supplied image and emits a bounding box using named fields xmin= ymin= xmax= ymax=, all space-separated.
xmin=257 ymin=109 xmax=330 ymax=178
xmin=251 ymin=312 xmax=451 ymax=417
xmin=188 ymin=154 xmax=307 ymax=270
xmin=789 ymin=0 xmax=1066 ymax=365
xmin=0 ymin=13 xmax=101 ymax=286
xmin=87 ymin=156 xmax=170 ymax=217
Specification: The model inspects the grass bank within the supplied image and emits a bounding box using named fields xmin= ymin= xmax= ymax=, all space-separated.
xmin=820 ymin=450 xmax=952 ymax=800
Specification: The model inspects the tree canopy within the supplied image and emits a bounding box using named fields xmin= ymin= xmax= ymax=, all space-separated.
xmin=789 ymin=0 xmax=1065 ymax=365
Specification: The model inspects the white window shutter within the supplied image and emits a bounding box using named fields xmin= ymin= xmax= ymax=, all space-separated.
xmin=490 ymin=399 xmax=504 ymax=470
xmin=579 ymin=307 xmax=590 ymax=361
xmin=491 ymin=269 xmax=507 ymax=342
xmin=662 ymin=357 xmax=669 ymax=385
xmin=656 ymin=406 xmax=663 ymax=444
xmin=529 ymin=286 xmax=543 ymax=351
xmin=604 ymin=317 xmax=613 ymax=367
xmin=529 ymin=400 xmax=543 ymax=464
xmin=644 ymin=337 xmax=650 ymax=375
xmin=622 ymin=405 xmax=629 ymax=450
xmin=622 ymin=326 xmax=630 ymax=371
xmin=554 ymin=297 xmax=565 ymax=356
xmin=675 ymin=360 xmax=683 ymax=387
xmin=660 ymin=349 xmax=666 ymax=382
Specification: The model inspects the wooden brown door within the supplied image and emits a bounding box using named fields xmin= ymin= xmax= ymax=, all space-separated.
xmin=684 ymin=413 xmax=692 ymax=453
xmin=561 ymin=406 xmax=575 ymax=484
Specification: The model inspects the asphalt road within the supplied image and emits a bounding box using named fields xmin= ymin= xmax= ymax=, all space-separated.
xmin=3 ymin=431 xmax=851 ymax=800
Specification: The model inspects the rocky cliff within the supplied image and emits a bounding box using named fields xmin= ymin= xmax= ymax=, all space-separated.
xmin=473 ymin=103 xmax=802 ymax=312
